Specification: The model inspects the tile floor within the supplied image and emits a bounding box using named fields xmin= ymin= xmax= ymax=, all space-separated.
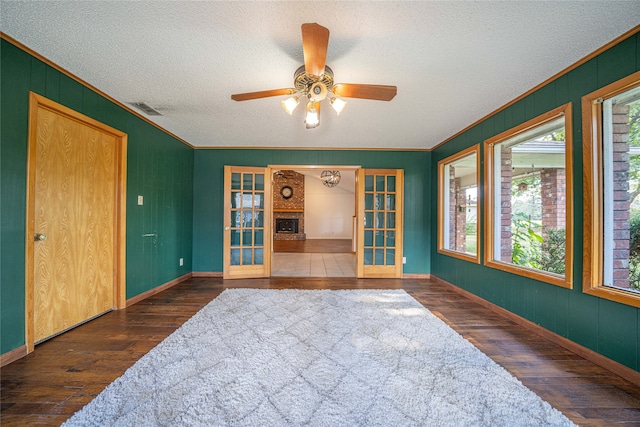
xmin=271 ymin=253 xmax=356 ymax=277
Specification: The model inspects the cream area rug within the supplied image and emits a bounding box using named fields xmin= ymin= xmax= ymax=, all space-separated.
xmin=63 ymin=289 xmax=575 ymax=426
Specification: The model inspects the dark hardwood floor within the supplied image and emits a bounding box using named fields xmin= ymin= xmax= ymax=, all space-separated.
xmin=2 ymin=277 xmax=640 ymax=426
xmin=273 ymin=238 xmax=353 ymax=253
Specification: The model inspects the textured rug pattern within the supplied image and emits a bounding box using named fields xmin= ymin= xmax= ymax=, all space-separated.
xmin=64 ymin=289 xmax=575 ymax=426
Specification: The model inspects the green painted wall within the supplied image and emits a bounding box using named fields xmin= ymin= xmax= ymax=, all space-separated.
xmin=193 ymin=149 xmax=431 ymax=275
xmin=431 ymin=33 xmax=640 ymax=372
xmin=0 ymin=40 xmax=194 ymax=355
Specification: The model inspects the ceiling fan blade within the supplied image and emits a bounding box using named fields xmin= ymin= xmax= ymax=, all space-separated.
xmin=332 ymin=84 xmax=397 ymax=101
xmin=301 ymin=23 xmax=329 ymax=78
xmin=231 ymin=88 xmax=296 ymax=101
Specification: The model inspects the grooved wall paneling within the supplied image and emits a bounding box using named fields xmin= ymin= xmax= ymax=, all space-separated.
xmin=0 ymin=39 xmax=194 ymax=354
xmin=431 ymin=32 xmax=640 ymax=372
xmin=192 ymin=149 xmax=430 ymax=275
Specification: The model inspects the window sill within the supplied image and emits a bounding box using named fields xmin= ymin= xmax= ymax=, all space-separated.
xmin=437 ymin=248 xmax=480 ymax=264
xmin=583 ymin=285 xmax=640 ymax=309
xmin=485 ymin=259 xmax=572 ymax=289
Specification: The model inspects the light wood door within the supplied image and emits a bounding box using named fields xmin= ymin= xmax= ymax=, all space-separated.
xmin=356 ymin=169 xmax=404 ymax=278
xmin=26 ymin=93 xmax=127 ymax=347
xmin=223 ymin=166 xmax=271 ymax=279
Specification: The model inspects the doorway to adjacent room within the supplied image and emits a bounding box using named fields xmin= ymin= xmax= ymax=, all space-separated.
xmin=271 ymin=168 xmax=356 ymax=277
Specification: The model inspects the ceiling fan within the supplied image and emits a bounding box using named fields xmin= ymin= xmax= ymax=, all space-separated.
xmin=231 ymin=23 xmax=397 ymax=129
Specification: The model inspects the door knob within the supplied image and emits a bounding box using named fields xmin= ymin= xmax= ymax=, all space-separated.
xmin=34 ymin=233 xmax=47 ymax=241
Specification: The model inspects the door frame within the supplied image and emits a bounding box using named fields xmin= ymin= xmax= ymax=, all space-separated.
xmin=25 ymin=92 xmax=128 ymax=353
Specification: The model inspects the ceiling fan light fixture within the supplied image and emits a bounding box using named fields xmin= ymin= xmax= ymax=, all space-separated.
xmin=230 ymin=23 xmax=397 ymax=130
xmin=330 ymin=97 xmax=347 ymax=115
xmin=281 ymin=96 xmax=300 ymax=115
xmin=305 ymin=101 xmax=319 ymax=129
xmin=309 ymin=81 xmax=328 ymax=102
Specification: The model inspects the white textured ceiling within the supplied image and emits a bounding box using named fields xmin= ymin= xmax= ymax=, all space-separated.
xmin=1 ymin=1 xmax=639 ymax=149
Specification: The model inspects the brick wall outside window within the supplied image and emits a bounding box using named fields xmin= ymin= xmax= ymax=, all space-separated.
xmin=455 ymin=181 xmax=467 ymax=251
xmin=612 ymin=104 xmax=631 ymax=289
xmin=500 ymin=146 xmax=513 ymax=262
xmin=448 ymin=167 xmax=457 ymax=249
xmin=540 ymin=168 xmax=566 ymax=233
xmin=447 ymin=167 xmax=469 ymax=252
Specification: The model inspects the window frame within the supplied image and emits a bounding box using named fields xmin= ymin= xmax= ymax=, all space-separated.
xmin=483 ymin=103 xmax=574 ymax=288
xmin=437 ymin=144 xmax=481 ymax=263
xmin=582 ymin=71 xmax=640 ymax=308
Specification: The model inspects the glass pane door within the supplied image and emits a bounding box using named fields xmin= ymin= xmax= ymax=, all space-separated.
xmin=223 ymin=166 xmax=271 ymax=279
xmin=357 ymin=169 xmax=404 ymax=278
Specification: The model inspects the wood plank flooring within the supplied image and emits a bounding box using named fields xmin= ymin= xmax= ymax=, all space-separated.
xmin=2 ymin=277 xmax=640 ymax=426
xmin=273 ymin=238 xmax=353 ymax=253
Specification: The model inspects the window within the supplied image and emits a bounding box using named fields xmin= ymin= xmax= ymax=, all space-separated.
xmin=583 ymin=71 xmax=640 ymax=307
xmin=484 ymin=103 xmax=573 ymax=288
xmin=438 ymin=145 xmax=480 ymax=263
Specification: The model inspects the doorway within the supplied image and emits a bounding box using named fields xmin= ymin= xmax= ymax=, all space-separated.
xmin=222 ymin=165 xmax=404 ymax=279
xmin=271 ymin=166 xmax=357 ymax=277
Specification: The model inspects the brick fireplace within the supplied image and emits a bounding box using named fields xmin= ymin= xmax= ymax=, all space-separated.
xmin=273 ymin=170 xmax=306 ymax=241
xmin=276 ymin=218 xmax=299 ymax=234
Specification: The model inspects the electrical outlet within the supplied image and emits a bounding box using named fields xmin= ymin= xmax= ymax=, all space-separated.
xmin=179 ymin=258 xmax=184 ymax=266
xmin=137 ymin=195 xmax=143 ymax=205
xmin=402 ymin=257 xmax=407 ymax=264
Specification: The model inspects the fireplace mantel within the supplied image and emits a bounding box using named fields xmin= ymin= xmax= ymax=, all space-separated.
xmin=273 ymin=209 xmax=304 ymax=213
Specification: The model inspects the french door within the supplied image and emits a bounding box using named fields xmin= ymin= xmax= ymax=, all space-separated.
xmin=223 ymin=166 xmax=271 ymax=279
xmin=356 ymin=169 xmax=404 ymax=278
xmin=223 ymin=165 xmax=402 ymax=279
